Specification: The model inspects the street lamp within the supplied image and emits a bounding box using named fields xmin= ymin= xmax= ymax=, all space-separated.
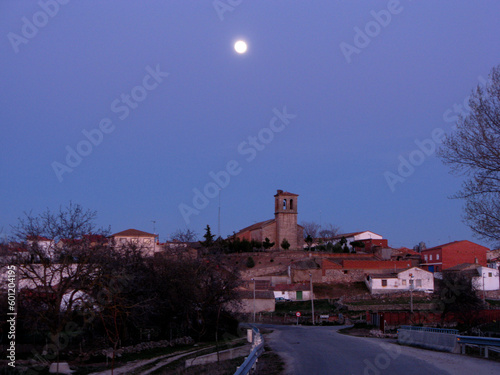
xmin=409 ymin=273 xmax=414 ymax=314
xmin=251 ymin=278 xmax=256 ymax=323
xmin=309 ymin=272 xmax=315 ymax=325
xmin=482 ymin=273 xmax=486 ymax=303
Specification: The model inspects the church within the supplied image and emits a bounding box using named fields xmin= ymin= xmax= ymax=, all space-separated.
xmin=234 ymin=189 xmax=304 ymax=250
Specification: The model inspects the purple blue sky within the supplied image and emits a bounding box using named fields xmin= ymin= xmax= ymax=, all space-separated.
xmin=1 ymin=1 xmax=499 ymax=248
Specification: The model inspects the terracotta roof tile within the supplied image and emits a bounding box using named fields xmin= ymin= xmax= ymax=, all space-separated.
xmin=111 ymin=229 xmax=155 ymax=237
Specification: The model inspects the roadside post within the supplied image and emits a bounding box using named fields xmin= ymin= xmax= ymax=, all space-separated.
xmin=296 ymin=311 xmax=301 ymax=326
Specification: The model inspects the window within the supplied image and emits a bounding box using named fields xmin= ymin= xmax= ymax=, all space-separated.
xmin=430 ymin=255 xmax=433 ymax=261
xmin=424 ymin=255 xmax=428 ymax=261
xmin=382 ymin=280 xmax=387 ymax=287
xmin=489 ymin=272 xmax=493 ymax=277
xmin=416 ymin=279 xmax=422 ymax=287
xmin=436 ymin=254 xmax=440 ymax=260
xmin=290 ymin=199 xmax=294 ymax=210
xmin=283 ymin=199 xmax=287 ymax=210
xmin=144 ymin=238 xmax=152 ymax=244
xmin=402 ymin=279 xmax=407 ymax=286
xmin=119 ymin=238 xmax=127 ymax=243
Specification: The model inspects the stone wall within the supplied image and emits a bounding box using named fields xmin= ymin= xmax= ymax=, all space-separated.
xmin=323 ymin=269 xmax=365 ymax=283
xmin=276 ymin=213 xmax=299 ymax=250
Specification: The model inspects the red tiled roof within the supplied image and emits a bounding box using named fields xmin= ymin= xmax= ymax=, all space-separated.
xmin=27 ymin=236 xmax=51 ymax=241
xmin=342 ymin=260 xmax=412 ymax=270
xmin=274 ymin=190 xmax=298 ymax=197
xmin=111 ymin=229 xmax=155 ymax=237
xmin=421 ymin=240 xmax=489 ymax=253
xmin=238 ymin=290 xmax=275 ymax=299
xmin=236 ymin=219 xmax=275 ymax=234
xmin=272 ymin=283 xmax=309 ymax=291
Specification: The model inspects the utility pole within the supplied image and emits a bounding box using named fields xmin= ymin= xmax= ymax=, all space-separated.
xmin=309 ymin=272 xmax=315 ymax=325
xmin=409 ymin=273 xmax=414 ymax=314
xmin=482 ymin=272 xmax=486 ymax=303
xmin=218 ymin=189 xmax=221 ymax=239
xmin=252 ymin=278 xmax=256 ymax=323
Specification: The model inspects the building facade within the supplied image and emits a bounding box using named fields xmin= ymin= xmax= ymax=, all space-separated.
xmin=365 ymin=267 xmax=434 ymax=294
xmin=420 ymin=240 xmax=489 ymax=272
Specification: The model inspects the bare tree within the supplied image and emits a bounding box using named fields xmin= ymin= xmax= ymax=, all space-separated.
xmin=9 ymin=203 xmax=109 ymax=362
xmin=318 ymin=224 xmax=340 ymax=239
xmin=301 ymin=221 xmax=321 ymax=239
xmin=438 ymin=65 xmax=500 ymax=243
xmin=170 ymin=228 xmax=198 ymax=242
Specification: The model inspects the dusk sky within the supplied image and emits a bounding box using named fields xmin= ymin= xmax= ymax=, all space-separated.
xmin=1 ymin=1 xmax=500 ymax=249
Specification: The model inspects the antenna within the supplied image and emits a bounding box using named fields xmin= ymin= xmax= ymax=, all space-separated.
xmin=218 ymin=189 xmax=221 ymax=238
xmin=151 ymin=220 xmax=156 ymax=235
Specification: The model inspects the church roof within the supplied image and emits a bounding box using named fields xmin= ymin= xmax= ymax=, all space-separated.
xmin=111 ymin=229 xmax=155 ymax=237
xmin=274 ymin=189 xmax=298 ymax=197
xmin=236 ymin=219 xmax=275 ymax=234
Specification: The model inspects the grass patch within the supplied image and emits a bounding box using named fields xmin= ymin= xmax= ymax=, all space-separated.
xmin=256 ymin=345 xmax=285 ymax=375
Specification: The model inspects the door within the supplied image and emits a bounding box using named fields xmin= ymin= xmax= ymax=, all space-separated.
xmin=296 ymin=291 xmax=303 ymax=300
xmin=428 ymin=265 xmax=434 ymax=273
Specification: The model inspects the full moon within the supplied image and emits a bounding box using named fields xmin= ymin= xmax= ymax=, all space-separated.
xmin=234 ymin=40 xmax=248 ymax=54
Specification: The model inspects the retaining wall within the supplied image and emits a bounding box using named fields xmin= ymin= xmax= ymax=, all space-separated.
xmin=398 ymin=328 xmax=458 ymax=353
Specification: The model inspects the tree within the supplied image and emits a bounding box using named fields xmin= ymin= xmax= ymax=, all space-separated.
xmin=170 ymin=228 xmax=198 ymax=242
xmin=439 ymin=271 xmax=484 ymax=329
xmin=318 ymin=224 xmax=339 ymax=239
xmin=281 ymin=238 xmax=290 ymax=250
xmin=438 ymin=65 xmax=500 ymax=243
xmin=301 ymin=221 xmax=321 ymax=239
xmin=305 ymin=235 xmax=313 ymax=250
xmin=262 ymin=237 xmax=275 ymax=250
xmin=10 ymin=203 xmax=110 ymax=363
xmin=201 ymin=225 xmax=215 ymax=247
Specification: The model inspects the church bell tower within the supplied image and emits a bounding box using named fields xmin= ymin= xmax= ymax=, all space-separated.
xmin=274 ymin=189 xmax=299 ymax=250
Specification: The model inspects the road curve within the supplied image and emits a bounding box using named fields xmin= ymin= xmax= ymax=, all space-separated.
xmin=261 ymin=324 xmax=500 ymax=375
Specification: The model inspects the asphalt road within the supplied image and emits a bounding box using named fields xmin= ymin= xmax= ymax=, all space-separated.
xmin=261 ymin=324 xmax=500 ymax=375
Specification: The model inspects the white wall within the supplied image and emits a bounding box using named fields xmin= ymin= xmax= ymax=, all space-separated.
xmin=473 ymin=266 xmax=500 ymax=291
xmin=366 ymin=267 xmax=434 ymax=294
xmin=273 ymin=290 xmax=312 ymax=301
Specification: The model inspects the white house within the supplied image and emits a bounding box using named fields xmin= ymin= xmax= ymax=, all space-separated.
xmin=272 ymin=283 xmax=313 ymax=301
xmin=472 ymin=266 xmax=500 ymax=291
xmin=446 ymin=263 xmax=500 ymax=291
xmin=319 ymin=231 xmax=383 ymax=250
xmin=365 ymin=267 xmax=434 ymax=294
xmin=27 ymin=236 xmax=54 ymax=259
xmin=111 ymin=229 xmax=159 ymax=256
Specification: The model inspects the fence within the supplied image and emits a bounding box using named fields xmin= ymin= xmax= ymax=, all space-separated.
xmin=233 ymin=325 xmax=264 ymax=375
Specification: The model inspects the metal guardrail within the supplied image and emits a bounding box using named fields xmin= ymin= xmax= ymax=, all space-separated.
xmin=234 ymin=326 xmax=265 ymax=375
xmin=457 ymin=336 xmax=500 ymax=347
xmin=399 ymin=325 xmax=458 ymax=334
xmin=457 ymin=335 xmax=500 ymax=358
